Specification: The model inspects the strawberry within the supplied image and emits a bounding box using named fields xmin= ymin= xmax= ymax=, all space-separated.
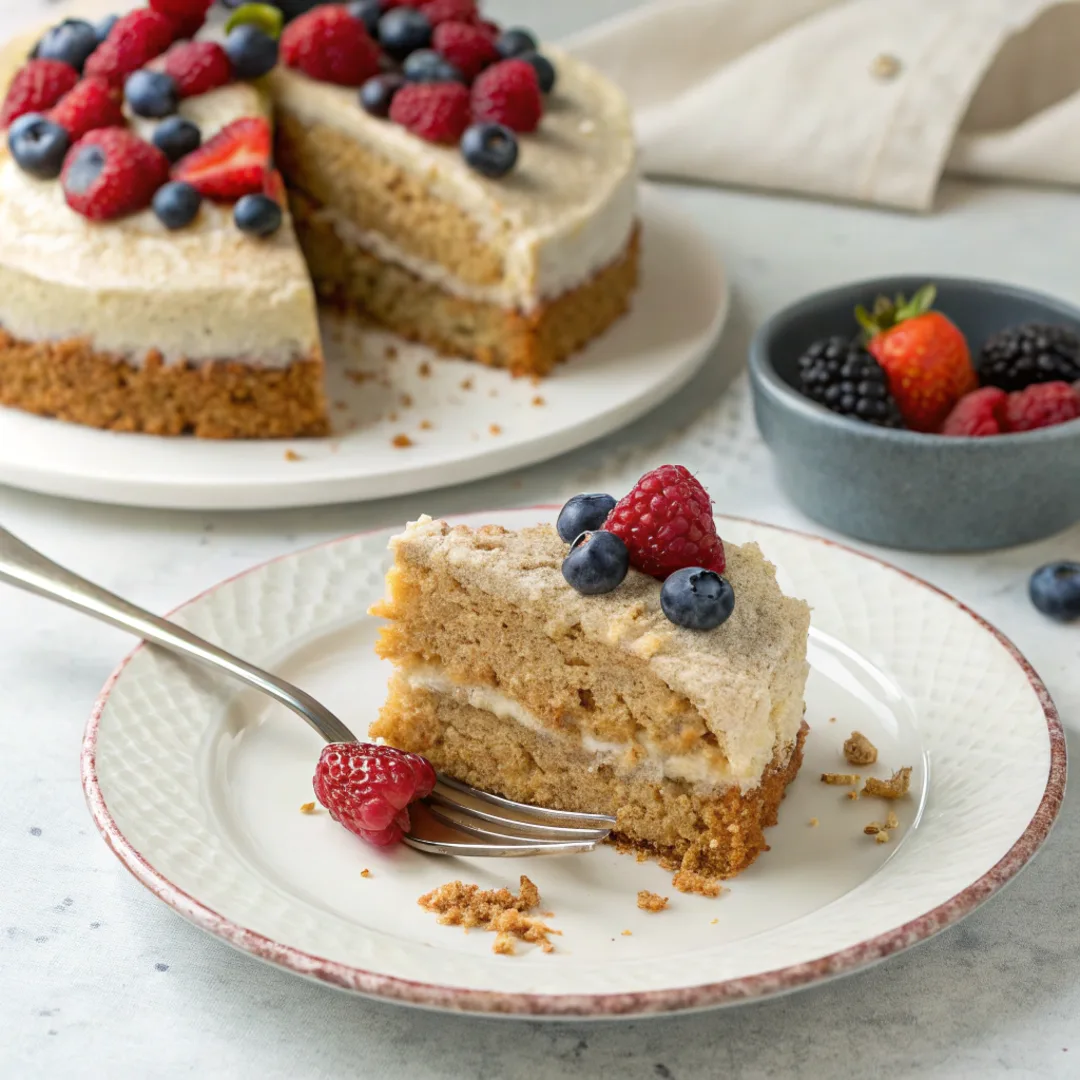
xmin=0 ymin=59 xmax=80 ymax=128
xmin=160 ymin=40 xmax=232 ymax=98
xmin=171 ymin=116 xmax=271 ymax=200
xmin=48 ymin=78 xmax=125 ymax=140
xmin=856 ymin=285 xmax=978 ymax=433
xmin=61 ymin=127 xmax=170 ymax=221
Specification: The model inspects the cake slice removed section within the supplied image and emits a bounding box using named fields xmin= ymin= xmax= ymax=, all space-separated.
xmin=370 ymin=517 xmax=811 ymax=883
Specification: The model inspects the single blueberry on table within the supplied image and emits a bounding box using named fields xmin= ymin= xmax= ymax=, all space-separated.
xmin=234 ymin=193 xmax=284 ymax=238
xmin=360 ymin=73 xmax=405 ymax=117
xmin=8 ymin=115 xmax=70 ymax=180
xmin=378 ymin=8 xmax=432 ymax=62
xmin=153 ymin=182 xmax=203 ymax=231
xmin=152 ymin=116 xmax=202 ymax=163
xmin=225 ymin=24 xmax=280 ymax=81
xmin=496 ymin=28 xmax=538 ymax=60
xmin=556 ymin=493 xmax=616 ymax=544
xmin=125 ymin=70 xmax=180 ymax=119
xmin=36 ymin=19 xmax=100 ymax=72
xmin=460 ymin=122 xmax=518 ymax=178
xmin=562 ymin=530 xmax=629 ymax=596
xmin=1029 ymin=562 xmax=1080 ymax=622
xmin=660 ymin=568 xmax=735 ymax=631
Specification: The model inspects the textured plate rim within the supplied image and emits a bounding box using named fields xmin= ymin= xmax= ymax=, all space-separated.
xmin=80 ymin=511 xmax=1066 ymax=1018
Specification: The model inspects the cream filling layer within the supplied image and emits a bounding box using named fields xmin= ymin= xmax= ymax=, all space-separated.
xmin=404 ymin=666 xmax=800 ymax=791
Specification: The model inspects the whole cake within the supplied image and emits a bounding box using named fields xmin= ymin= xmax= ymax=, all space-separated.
xmin=370 ymin=469 xmax=811 ymax=886
xmin=0 ymin=0 xmax=639 ymax=437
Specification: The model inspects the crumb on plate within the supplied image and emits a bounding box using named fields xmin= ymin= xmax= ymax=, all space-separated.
xmin=299 ymin=802 xmax=317 ymax=814
xmin=821 ymin=772 xmax=861 ymax=786
xmin=863 ymin=767 xmax=912 ymax=800
xmin=489 ymin=423 xmax=502 ymax=436
xmin=418 ymin=362 xmax=431 ymax=378
xmin=808 ymin=817 xmax=819 ymax=827
xmin=637 ymin=890 xmax=668 ymax=912
xmin=672 ymin=869 xmax=726 ymax=898
xmin=844 ymin=731 xmax=878 ymax=766
xmin=284 ymin=449 xmax=302 ymax=462
xmin=392 ymin=434 xmax=414 ymax=449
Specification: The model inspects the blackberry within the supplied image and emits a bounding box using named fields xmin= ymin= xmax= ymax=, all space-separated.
xmin=977 ymin=323 xmax=1080 ymax=392
xmin=796 ymin=336 xmax=903 ymax=428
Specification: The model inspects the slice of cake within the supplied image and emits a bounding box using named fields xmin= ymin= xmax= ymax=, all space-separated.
xmin=370 ymin=515 xmax=811 ymax=884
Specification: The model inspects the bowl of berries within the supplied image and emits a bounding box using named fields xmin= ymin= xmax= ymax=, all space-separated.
xmin=749 ymin=275 xmax=1080 ymax=551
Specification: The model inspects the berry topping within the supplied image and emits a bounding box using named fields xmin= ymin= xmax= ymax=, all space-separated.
xmin=495 ymin=27 xmax=537 ymax=59
xmin=61 ymin=127 xmax=170 ymax=221
xmin=977 ymin=323 xmax=1080 ymax=392
xmin=95 ymin=16 xmax=119 ymax=45
xmin=0 ymin=60 xmax=80 ymax=129
xmin=360 ymin=72 xmax=405 ymax=116
xmin=125 ymin=69 xmax=181 ymax=118
xmin=660 ymin=568 xmax=736 ymax=631
xmin=7 ymin=114 xmax=70 ymax=179
xmin=234 ymin=192 xmax=283 ymax=236
xmin=1002 ymin=380 xmax=1080 ymax=433
xmin=521 ymin=51 xmax=556 ymax=94
xmin=47 ymin=78 xmax=124 ymax=141
xmin=149 ymin=0 xmax=214 ymax=39
xmin=171 ymin=115 xmax=271 ymax=199
xmin=35 ymin=19 xmax=100 ymax=73
xmin=389 ymin=81 xmax=470 ymax=143
xmin=152 ymin=115 xmax=202 ymax=162
xmin=796 ymin=336 xmax=903 ymax=428
xmin=153 ymin=179 xmax=202 ymax=229
xmin=224 ymin=3 xmax=286 ymax=38
xmin=85 ymin=9 xmax=177 ymax=88
xmin=556 ymin=493 xmax=617 ymax=544
xmin=263 ymin=167 xmax=288 ymax=204
xmin=161 ymin=41 xmax=233 ymax=98
xmin=225 ymin=24 xmax=281 ymax=80
xmin=432 ymin=21 xmax=498 ymax=81
xmin=1029 ymin=562 xmax=1080 ymax=622
xmin=345 ymin=0 xmax=383 ymax=36
xmin=421 ymin=0 xmax=479 ymax=26
xmin=561 ymin=531 xmax=630 ymax=596
xmin=941 ymin=386 xmax=1007 ymax=437
xmin=402 ymin=48 xmax=464 ymax=83
xmin=604 ymin=464 xmax=726 ymax=580
xmin=471 ymin=58 xmax=542 ymax=133
xmin=281 ymin=5 xmax=382 ymax=86
xmin=313 ymin=742 xmax=437 ymax=847
xmin=460 ymin=121 xmax=517 ymax=177
xmin=378 ymin=7 xmax=433 ymax=61
xmin=856 ymin=284 xmax=978 ymax=433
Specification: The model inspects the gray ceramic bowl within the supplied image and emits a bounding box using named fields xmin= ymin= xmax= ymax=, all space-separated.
xmin=750 ymin=275 xmax=1080 ymax=551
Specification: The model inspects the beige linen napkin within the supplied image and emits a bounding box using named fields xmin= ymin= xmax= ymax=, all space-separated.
xmin=565 ymin=0 xmax=1080 ymax=210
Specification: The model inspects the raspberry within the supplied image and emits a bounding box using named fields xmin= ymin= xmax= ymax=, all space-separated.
xmin=471 ymin=58 xmax=542 ymax=133
xmin=422 ymin=0 xmax=479 ymax=26
xmin=61 ymin=127 xmax=170 ymax=221
xmin=604 ymin=465 xmax=726 ymax=580
xmin=171 ymin=115 xmax=271 ymax=199
xmin=149 ymin=0 xmax=214 ymax=38
xmin=313 ymin=743 xmax=436 ymax=846
xmin=48 ymin=78 xmax=125 ymax=140
xmin=85 ymin=9 xmax=177 ymax=87
xmin=280 ymin=6 xmax=382 ymax=87
xmin=433 ymin=21 xmax=498 ymax=81
xmin=1003 ymin=381 xmax=1080 ymax=433
xmin=0 ymin=60 xmax=80 ymax=129
xmin=389 ymin=81 xmax=470 ymax=143
xmin=941 ymin=387 xmax=1007 ymax=437
xmin=161 ymin=41 xmax=232 ymax=98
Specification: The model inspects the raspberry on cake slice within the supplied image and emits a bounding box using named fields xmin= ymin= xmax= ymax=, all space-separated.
xmin=369 ymin=494 xmax=811 ymax=887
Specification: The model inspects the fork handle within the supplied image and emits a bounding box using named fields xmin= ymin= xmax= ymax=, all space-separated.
xmin=0 ymin=526 xmax=357 ymax=745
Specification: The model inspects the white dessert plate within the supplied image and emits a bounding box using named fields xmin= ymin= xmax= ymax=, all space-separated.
xmin=82 ymin=509 xmax=1064 ymax=1018
xmin=0 ymin=186 xmax=726 ymax=511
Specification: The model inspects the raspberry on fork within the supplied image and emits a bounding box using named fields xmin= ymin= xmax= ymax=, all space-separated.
xmin=0 ymin=59 xmax=80 ymax=129
xmin=471 ymin=58 xmax=542 ymax=133
xmin=604 ymin=464 xmax=727 ymax=580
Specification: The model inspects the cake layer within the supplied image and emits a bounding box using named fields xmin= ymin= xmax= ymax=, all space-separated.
xmin=291 ymin=189 xmax=639 ymax=375
xmin=0 ymin=329 xmax=327 ymax=438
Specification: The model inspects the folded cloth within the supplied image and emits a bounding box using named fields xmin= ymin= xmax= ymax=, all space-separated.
xmin=564 ymin=0 xmax=1080 ymax=210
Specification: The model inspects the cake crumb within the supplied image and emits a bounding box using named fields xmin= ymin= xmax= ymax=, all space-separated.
xmin=843 ymin=731 xmax=878 ymax=766
xmin=710 ymin=918 xmax=719 ymax=925
xmin=299 ymin=802 xmax=317 ymax=814
xmin=847 ymin=789 xmax=860 ymax=801
xmin=829 ymin=716 xmax=837 ymax=723
xmin=418 ymin=876 xmax=557 ymax=955
xmin=875 ymin=830 xmax=891 ymax=844
xmin=361 ymin=869 xmax=372 ymax=879
xmin=418 ymin=361 xmax=431 ymax=378
xmin=672 ymin=870 xmax=726 ymax=898
xmin=863 ymin=767 xmax=912 ymax=800
xmin=284 ymin=449 xmax=302 ymax=462
xmin=344 ymin=369 xmax=373 ymax=384
xmin=400 ymin=393 xmax=413 ymax=408
xmin=387 ymin=411 xmax=398 ymax=422
xmin=531 ymin=395 xmax=546 ymax=407
xmin=385 ymin=345 xmax=398 ymax=360
xmin=808 ymin=817 xmax=819 ymax=827
xmin=489 ymin=423 xmax=502 ymax=436
xmin=333 ymin=399 xmax=347 ymax=411
xmin=391 ymin=434 xmax=414 ymax=449
xmin=864 ymin=821 xmax=884 ymax=835
xmin=637 ymin=890 xmax=668 ymax=912
xmin=419 ymin=419 xmax=434 ymax=431
xmin=621 ymin=930 xmax=633 ymax=936
xmin=821 ymin=772 xmax=860 ymax=786
xmin=460 ymin=378 xmax=474 ymax=391
xmin=885 ymin=809 xmax=899 ymax=830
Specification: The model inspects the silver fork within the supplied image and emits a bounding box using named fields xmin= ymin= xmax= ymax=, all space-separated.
xmin=0 ymin=526 xmax=615 ymax=858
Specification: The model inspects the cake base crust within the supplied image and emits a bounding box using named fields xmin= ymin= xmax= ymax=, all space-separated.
xmin=0 ymin=328 xmax=328 ymax=438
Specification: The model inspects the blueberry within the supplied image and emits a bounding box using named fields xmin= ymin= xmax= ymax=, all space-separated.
xmin=36 ymin=19 xmax=100 ymax=72
xmin=1029 ymin=562 xmax=1080 ymax=622
xmin=125 ymin=70 xmax=180 ymax=119
xmin=496 ymin=28 xmax=538 ymax=60
xmin=562 ymin=531 xmax=629 ymax=596
xmin=95 ymin=15 xmax=119 ymax=44
xmin=359 ymin=73 xmax=405 ymax=117
xmin=346 ymin=0 xmax=382 ymax=36
xmin=556 ymin=493 xmax=616 ymax=543
xmin=153 ymin=182 xmax=203 ymax=230
xmin=521 ymin=51 xmax=556 ymax=94
xmin=234 ymin=193 xmax=283 ymax=238
xmin=378 ymin=8 xmax=432 ymax=61
xmin=7 ymin=115 xmax=70 ymax=180
xmin=403 ymin=49 xmax=463 ymax=83
xmin=660 ymin=568 xmax=735 ymax=631
xmin=152 ymin=116 xmax=201 ymax=163
xmin=225 ymin=24 xmax=280 ymax=80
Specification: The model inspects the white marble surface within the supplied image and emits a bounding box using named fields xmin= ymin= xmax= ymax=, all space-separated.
xmin=2 ymin=2 xmax=1079 ymax=1077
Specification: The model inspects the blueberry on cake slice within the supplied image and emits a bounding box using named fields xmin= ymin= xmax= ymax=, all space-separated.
xmin=371 ymin=467 xmax=811 ymax=886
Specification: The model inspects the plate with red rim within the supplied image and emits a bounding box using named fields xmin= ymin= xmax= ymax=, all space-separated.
xmin=0 ymin=185 xmax=728 ymax=511
xmin=82 ymin=507 xmax=1064 ymax=1018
